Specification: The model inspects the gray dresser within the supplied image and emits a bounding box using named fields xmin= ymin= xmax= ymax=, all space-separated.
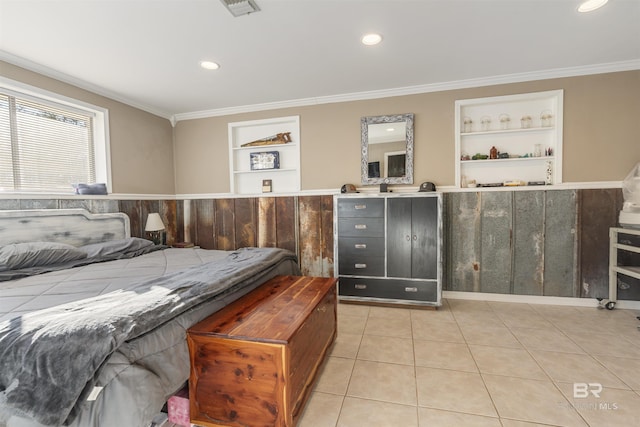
xmin=334 ymin=193 xmax=443 ymax=307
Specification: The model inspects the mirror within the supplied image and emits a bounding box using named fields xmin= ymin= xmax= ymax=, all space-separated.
xmin=361 ymin=113 xmax=414 ymax=185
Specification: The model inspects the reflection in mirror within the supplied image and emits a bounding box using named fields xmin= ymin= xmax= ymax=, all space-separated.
xmin=361 ymin=113 xmax=414 ymax=185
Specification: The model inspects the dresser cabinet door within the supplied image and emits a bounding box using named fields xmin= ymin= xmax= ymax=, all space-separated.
xmin=387 ymin=197 xmax=438 ymax=280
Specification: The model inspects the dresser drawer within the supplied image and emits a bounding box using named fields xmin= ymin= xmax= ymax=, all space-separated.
xmin=337 ymin=198 xmax=384 ymax=218
xmin=338 ymin=237 xmax=385 ymax=258
xmin=338 ymin=218 xmax=384 ymax=238
xmin=339 ymin=255 xmax=385 ymax=276
xmin=339 ymin=277 xmax=437 ymax=302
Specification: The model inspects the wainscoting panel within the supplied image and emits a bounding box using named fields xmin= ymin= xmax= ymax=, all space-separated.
xmin=446 ymin=190 xmax=582 ymax=298
xmin=1 ymin=188 xmax=632 ymax=301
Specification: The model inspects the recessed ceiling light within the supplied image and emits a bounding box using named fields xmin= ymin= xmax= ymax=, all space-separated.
xmin=578 ymin=0 xmax=608 ymax=12
xmin=361 ymin=33 xmax=382 ymax=46
xmin=200 ymin=61 xmax=220 ymax=70
xmin=386 ymin=127 xmax=395 ymax=132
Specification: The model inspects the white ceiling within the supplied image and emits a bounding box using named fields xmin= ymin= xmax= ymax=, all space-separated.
xmin=1 ymin=0 xmax=639 ymax=120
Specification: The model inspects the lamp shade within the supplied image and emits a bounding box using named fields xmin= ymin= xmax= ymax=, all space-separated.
xmin=145 ymin=213 xmax=165 ymax=232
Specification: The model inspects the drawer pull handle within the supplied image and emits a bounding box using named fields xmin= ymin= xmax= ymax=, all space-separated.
xmin=355 ymin=263 xmax=367 ymax=269
xmin=354 ymin=284 xmax=367 ymax=290
xmin=405 ymin=287 xmax=418 ymax=293
xmin=355 ymin=224 xmax=367 ymax=230
xmin=317 ymin=305 xmax=327 ymax=313
xmin=354 ymin=243 xmax=367 ymax=249
xmin=354 ymin=204 xmax=367 ymax=210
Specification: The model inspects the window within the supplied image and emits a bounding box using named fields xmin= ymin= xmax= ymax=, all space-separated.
xmin=0 ymin=79 xmax=110 ymax=194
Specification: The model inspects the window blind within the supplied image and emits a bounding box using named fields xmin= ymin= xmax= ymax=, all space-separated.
xmin=0 ymin=91 xmax=96 ymax=193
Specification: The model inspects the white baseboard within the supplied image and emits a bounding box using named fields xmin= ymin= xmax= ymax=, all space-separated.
xmin=443 ymin=290 xmax=640 ymax=311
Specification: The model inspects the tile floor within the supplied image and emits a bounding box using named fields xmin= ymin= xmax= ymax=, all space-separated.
xmin=297 ymin=299 xmax=640 ymax=427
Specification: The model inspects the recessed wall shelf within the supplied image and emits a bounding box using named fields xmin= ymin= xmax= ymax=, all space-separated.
xmin=455 ymin=90 xmax=563 ymax=188
xmin=228 ymin=116 xmax=300 ymax=194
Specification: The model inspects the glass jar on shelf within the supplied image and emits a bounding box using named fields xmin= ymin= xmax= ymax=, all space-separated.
xmin=521 ymin=115 xmax=532 ymax=129
xmin=480 ymin=116 xmax=491 ymax=131
xmin=499 ymin=113 xmax=510 ymax=130
xmin=540 ymin=110 xmax=553 ymax=127
xmin=463 ymin=117 xmax=473 ymax=133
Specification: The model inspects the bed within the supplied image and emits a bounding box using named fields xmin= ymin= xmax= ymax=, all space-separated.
xmin=0 ymin=209 xmax=301 ymax=427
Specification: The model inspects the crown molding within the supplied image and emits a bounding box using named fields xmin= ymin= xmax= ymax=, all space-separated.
xmin=0 ymin=51 xmax=173 ymax=121
xmin=173 ymin=59 xmax=640 ymax=122
xmin=2 ymin=50 xmax=637 ymax=125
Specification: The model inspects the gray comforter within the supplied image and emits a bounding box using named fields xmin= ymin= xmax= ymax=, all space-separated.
xmin=0 ymin=247 xmax=297 ymax=426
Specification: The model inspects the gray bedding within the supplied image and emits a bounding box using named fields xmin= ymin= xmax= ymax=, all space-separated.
xmin=0 ymin=245 xmax=300 ymax=427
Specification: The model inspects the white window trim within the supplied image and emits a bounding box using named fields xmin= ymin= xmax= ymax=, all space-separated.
xmin=0 ymin=76 xmax=112 ymax=194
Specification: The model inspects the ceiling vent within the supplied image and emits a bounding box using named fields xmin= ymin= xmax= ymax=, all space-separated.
xmin=220 ymin=0 xmax=260 ymax=17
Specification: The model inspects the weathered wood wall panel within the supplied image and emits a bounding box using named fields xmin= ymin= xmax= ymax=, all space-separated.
xmin=194 ymin=199 xmax=216 ymax=249
xmin=257 ymin=197 xmax=277 ymax=248
xmin=161 ymin=200 xmax=179 ymax=245
xmin=234 ymin=198 xmax=257 ymax=248
xmin=446 ymin=192 xmax=481 ymax=292
xmin=118 ymin=200 xmax=143 ymax=238
xmin=513 ymin=191 xmax=544 ymax=295
xmin=275 ymin=197 xmax=297 ymax=254
xmin=544 ymin=190 xmax=578 ymax=297
xmin=321 ymin=195 xmax=334 ymax=277
xmin=578 ymin=188 xmax=623 ymax=299
xmin=480 ymin=192 xmax=512 ymax=294
xmin=215 ymin=199 xmax=236 ymax=250
xmin=298 ymin=196 xmax=323 ymax=276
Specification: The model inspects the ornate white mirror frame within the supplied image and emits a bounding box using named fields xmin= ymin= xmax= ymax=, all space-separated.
xmin=361 ymin=113 xmax=414 ymax=185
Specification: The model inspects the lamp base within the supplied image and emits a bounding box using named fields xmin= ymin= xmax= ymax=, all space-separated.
xmin=146 ymin=231 xmax=166 ymax=245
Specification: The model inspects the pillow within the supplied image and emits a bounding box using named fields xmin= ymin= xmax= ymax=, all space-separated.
xmin=80 ymin=237 xmax=155 ymax=258
xmin=0 ymin=242 xmax=88 ymax=271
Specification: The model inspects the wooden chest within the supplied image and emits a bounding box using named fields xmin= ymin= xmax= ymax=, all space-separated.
xmin=187 ymin=275 xmax=337 ymax=427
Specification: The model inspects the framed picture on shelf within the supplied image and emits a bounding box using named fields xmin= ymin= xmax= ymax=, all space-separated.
xmin=250 ymin=151 xmax=280 ymax=170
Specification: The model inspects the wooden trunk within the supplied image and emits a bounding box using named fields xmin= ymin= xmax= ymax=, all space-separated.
xmin=187 ymin=276 xmax=337 ymax=427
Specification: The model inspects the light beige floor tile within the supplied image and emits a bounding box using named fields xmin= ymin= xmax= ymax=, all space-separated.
xmin=510 ymin=326 xmax=585 ymax=354
xmin=416 ymin=367 xmax=497 ymax=417
xmin=592 ymin=354 xmax=640 ymax=390
xmin=482 ymin=375 xmax=587 ymax=426
xmin=487 ymin=301 xmax=537 ymax=314
xmin=347 ymin=360 xmax=417 ymax=405
xmin=412 ymin=317 xmax=465 ymax=343
xmin=459 ymin=324 xmax=523 ymax=348
xmin=367 ymin=305 xmax=412 ymax=320
xmin=531 ymin=350 xmax=630 ymax=389
xmin=337 ymin=302 xmax=370 ymax=318
xmin=411 ymin=306 xmax=456 ymax=323
xmin=469 ymin=345 xmax=547 ymax=380
xmin=337 ymin=397 xmax=418 ymax=427
xmin=500 ymin=420 xmax=565 ymax=427
xmin=418 ymin=407 xmax=501 ymax=427
xmin=563 ymin=331 xmax=640 ymax=359
xmin=495 ymin=311 xmax=554 ymax=330
xmin=357 ymin=334 xmax=414 ymax=365
xmin=314 ymin=356 xmax=355 ymax=395
xmin=413 ymin=339 xmax=478 ymax=372
xmin=447 ymin=299 xmax=494 ymax=313
xmin=364 ymin=314 xmax=412 ymax=338
xmin=337 ymin=313 xmax=367 ymax=335
xmin=297 ymin=392 xmax=343 ymax=427
xmin=452 ymin=310 xmax=506 ymax=328
xmin=329 ymin=332 xmax=361 ymax=359
xmin=552 ymin=316 xmax=627 ymax=335
xmin=556 ymin=381 xmax=640 ymax=427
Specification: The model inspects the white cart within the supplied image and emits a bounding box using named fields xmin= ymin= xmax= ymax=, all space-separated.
xmin=606 ymin=227 xmax=640 ymax=309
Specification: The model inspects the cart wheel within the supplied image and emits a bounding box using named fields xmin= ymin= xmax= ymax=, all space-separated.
xmin=605 ymin=301 xmax=616 ymax=310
